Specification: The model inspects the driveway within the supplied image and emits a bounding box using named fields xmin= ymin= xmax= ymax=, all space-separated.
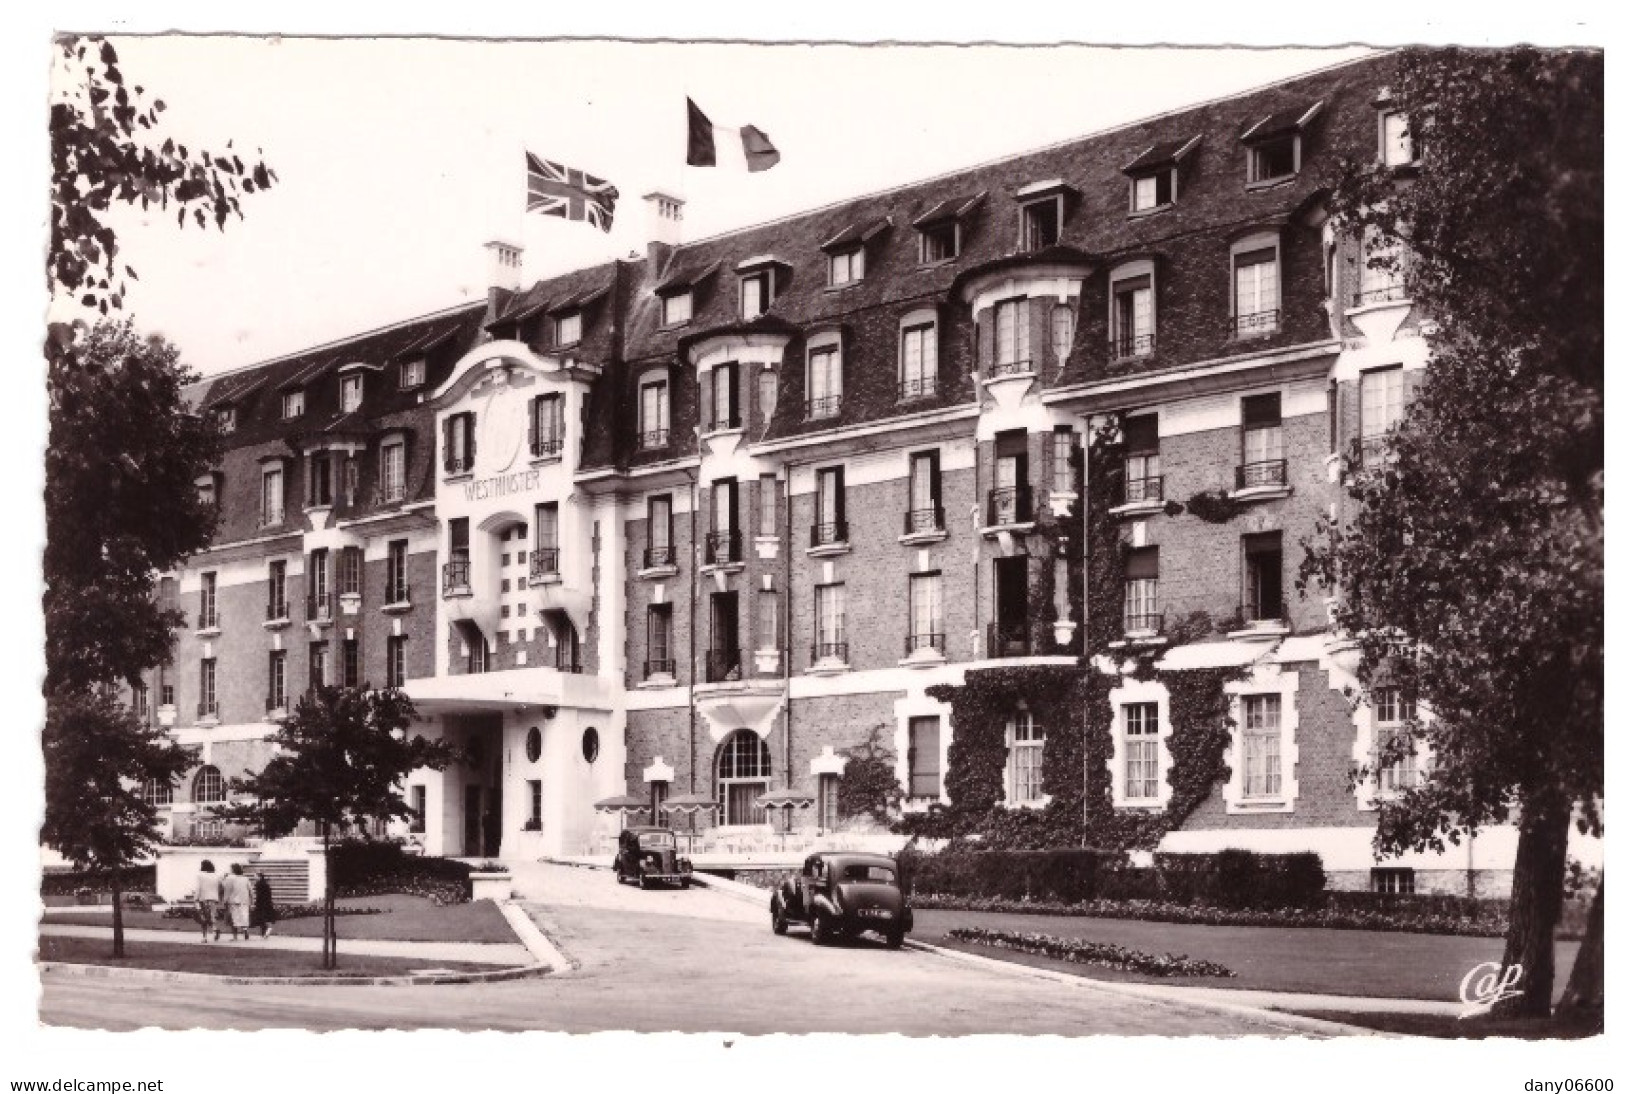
xmin=38 ymin=863 xmax=1341 ymax=1035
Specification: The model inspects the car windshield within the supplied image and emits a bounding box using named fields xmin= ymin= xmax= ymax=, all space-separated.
xmin=841 ymin=864 xmax=896 ymax=884
xmin=639 ymin=831 xmax=675 ymax=849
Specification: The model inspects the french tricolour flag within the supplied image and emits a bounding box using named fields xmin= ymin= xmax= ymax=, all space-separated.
xmin=686 ymin=97 xmax=780 ymax=172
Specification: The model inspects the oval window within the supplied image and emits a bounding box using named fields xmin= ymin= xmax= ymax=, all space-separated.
xmin=525 ymin=727 xmax=542 ymax=764
xmin=582 ymin=727 xmax=600 ymax=764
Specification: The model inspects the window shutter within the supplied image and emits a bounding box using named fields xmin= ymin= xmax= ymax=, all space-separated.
xmin=467 ymin=413 xmax=477 ymax=465
xmin=1125 ymin=546 xmax=1159 ymax=580
xmin=529 ymin=398 xmax=539 ymax=450
xmin=834 ymin=466 xmax=846 ymax=526
xmin=1123 ymin=414 xmax=1159 ymax=453
xmin=1241 ymin=393 xmax=1282 ymax=427
xmin=442 ymin=417 xmax=454 ymax=472
xmin=929 ymin=452 xmax=942 ymax=507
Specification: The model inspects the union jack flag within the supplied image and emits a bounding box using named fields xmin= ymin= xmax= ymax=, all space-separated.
xmin=526 ymin=152 xmax=619 ymax=232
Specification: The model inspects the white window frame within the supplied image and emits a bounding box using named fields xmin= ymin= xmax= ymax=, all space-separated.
xmin=638 ymin=374 xmax=670 ymax=447
xmin=828 ymin=246 xmax=863 ymax=286
xmin=907 ymin=570 xmax=943 ymax=651
xmin=554 ymin=311 xmax=582 ymax=347
xmin=1357 ymin=231 xmax=1407 ymax=305
xmin=1110 ymin=679 xmax=1172 ymax=808
xmin=214 ymin=406 xmax=236 ymax=433
xmin=401 ymin=357 xmax=426 ymax=389
xmin=661 ymin=290 xmax=692 ymax=327
xmin=739 ymin=269 xmax=774 ymax=320
xmin=898 ymin=308 xmax=939 ymax=400
xmin=380 ymin=439 xmax=406 ymax=502
xmin=1006 ymin=710 xmax=1047 ymax=807
xmin=806 ymin=330 xmax=843 ymax=419
xmin=1247 ymin=133 xmax=1300 ymax=185
xmin=282 ymin=390 xmax=304 ymax=420
xmin=340 ymin=373 xmax=363 ymax=413
xmin=992 ymin=297 xmax=1031 ymax=373
xmin=918 ymin=219 xmax=960 ymax=265
xmin=1129 ymin=167 xmax=1176 ymax=213
xmin=260 ymin=464 xmax=285 ymax=526
xmin=1018 ymin=194 xmax=1064 ymax=251
xmin=1108 ymin=258 xmax=1157 ymax=358
xmin=1222 ymin=667 xmax=1300 ymax=814
xmin=1379 ymin=109 xmax=1417 ymax=167
xmin=1230 ymin=230 xmax=1282 ymax=337
xmin=1352 ymin=686 xmax=1432 ymax=810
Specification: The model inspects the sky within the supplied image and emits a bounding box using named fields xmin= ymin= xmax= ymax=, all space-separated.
xmin=80 ymin=38 xmax=1380 ymax=376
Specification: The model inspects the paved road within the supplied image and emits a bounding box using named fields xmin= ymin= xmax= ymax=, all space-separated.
xmin=39 ymin=863 xmax=1327 ymax=1035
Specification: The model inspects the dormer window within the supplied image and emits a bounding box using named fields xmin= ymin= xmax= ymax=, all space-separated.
xmin=1241 ymin=102 xmax=1322 ymax=188
xmin=828 ymin=247 xmax=863 ymax=286
xmin=1123 ymin=137 xmax=1198 ymax=215
xmin=739 ymin=269 xmax=775 ymax=320
xmin=1019 ymin=193 xmax=1063 ymax=251
xmin=282 ymin=390 xmax=304 ymax=420
xmin=555 ymin=311 xmax=582 ymax=347
xmin=661 ymin=291 xmax=692 ymax=327
xmin=340 ymin=374 xmax=363 ymax=413
xmin=195 ymin=473 xmax=218 ymax=508
xmin=213 ymin=406 xmax=235 ymax=433
xmin=1380 ymin=109 xmax=1420 ymax=167
xmin=401 ymin=358 xmax=426 ymax=389
xmin=912 ymin=192 xmax=982 ymax=265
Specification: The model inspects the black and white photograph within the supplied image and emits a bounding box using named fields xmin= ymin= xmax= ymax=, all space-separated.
xmin=4 ymin=6 xmax=1609 ymax=1091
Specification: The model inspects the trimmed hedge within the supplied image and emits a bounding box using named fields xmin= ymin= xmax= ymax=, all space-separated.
xmin=39 ymin=865 xmax=157 ymax=897
xmin=898 ymin=848 xmax=1129 ymax=904
xmin=1148 ymin=851 xmax=1327 ymax=910
xmin=328 ymin=839 xmax=472 ymax=905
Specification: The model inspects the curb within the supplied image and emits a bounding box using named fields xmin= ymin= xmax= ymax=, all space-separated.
xmin=905 ymin=939 xmax=1384 ymax=1038
xmin=688 ymin=872 xmax=771 ymax=908
xmin=498 ymin=900 xmax=574 ymax=972
xmin=37 ymin=960 xmax=550 ymax=988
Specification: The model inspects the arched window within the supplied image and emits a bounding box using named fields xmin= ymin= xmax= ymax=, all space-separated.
xmin=716 ymin=730 xmax=772 ymax=826
xmin=192 ymin=765 xmax=225 ymax=804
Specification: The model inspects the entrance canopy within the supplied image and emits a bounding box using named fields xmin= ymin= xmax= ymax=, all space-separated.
xmin=402 ymin=666 xmax=615 ymax=715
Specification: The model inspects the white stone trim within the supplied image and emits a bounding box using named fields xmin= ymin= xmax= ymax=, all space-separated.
xmin=1109 ymin=677 xmax=1172 ymax=810
xmin=1221 ymin=665 xmax=1300 ymax=814
xmin=809 ymin=745 xmax=848 ymax=777
xmin=1349 ymin=689 xmax=1434 ymax=812
xmin=643 ymin=756 xmax=675 ymax=784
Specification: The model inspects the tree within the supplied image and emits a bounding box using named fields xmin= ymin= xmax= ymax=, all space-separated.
xmin=45 ymin=321 xmax=221 ymax=694
xmin=50 ymin=35 xmax=276 ymax=317
xmin=230 ymin=687 xmax=456 ymax=969
xmin=1306 ymin=48 xmax=1602 ymax=1019
xmin=42 ymin=690 xmax=192 ymax=958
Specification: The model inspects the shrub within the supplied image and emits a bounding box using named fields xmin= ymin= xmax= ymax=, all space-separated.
xmin=897 ymin=848 xmax=1128 ymax=903
xmin=328 ymin=837 xmax=471 ymax=905
xmin=39 ymin=865 xmax=156 ymax=897
xmin=1151 ymin=851 xmax=1326 ymax=909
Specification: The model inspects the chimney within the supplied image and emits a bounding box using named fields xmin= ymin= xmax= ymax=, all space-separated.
xmin=484 ymin=240 xmax=524 ymax=327
xmin=642 ymin=191 xmax=685 ymax=268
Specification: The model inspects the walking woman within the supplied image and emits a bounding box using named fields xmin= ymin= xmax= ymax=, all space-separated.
xmin=220 ymin=863 xmax=253 ymax=941
xmin=251 ymin=870 xmax=278 ymax=939
xmin=194 ymin=860 xmax=221 ymax=942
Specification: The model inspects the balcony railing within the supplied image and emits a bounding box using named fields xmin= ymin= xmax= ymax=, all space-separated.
xmin=1123 ymin=612 xmax=1164 ymax=635
xmin=1230 ymin=309 xmax=1280 ymax=337
xmin=704 ymin=530 xmax=743 ymax=566
xmin=809 ymin=520 xmax=848 ymax=548
xmin=899 ymin=374 xmax=938 ymax=401
xmin=530 ymin=435 xmax=565 ymax=458
xmin=707 ymin=414 xmax=742 ymax=432
xmin=258 ymin=508 xmax=286 ymax=529
xmin=442 ymin=558 xmax=471 ymax=595
xmin=531 ymin=548 xmax=561 ymax=580
xmin=705 ymin=648 xmax=742 ymax=683
xmin=1357 ymin=435 xmax=1394 ymax=470
xmin=1235 ymin=460 xmax=1288 ymax=489
xmin=444 ymin=453 xmax=474 ymax=475
xmin=643 ymin=544 xmax=676 ymax=569
xmin=196 ymin=609 xmax=219 ymax=631
xmin=986 ymin=358 xmax=1032 ymax=379
xmin=384 ymin=582 xmax=408 ymax=606
xmin=557 ymin=659 xmax=584 ymax=675
xmin=811 ymin=640 xmax=849 ymax=664
xmin=644 ymin=658 xmax=676 ymax=679
xmin=986 ymin=621 xmax=1032 ymax=659
xmin=1122 ymin=475 xmax=1164 ymax=504
xmin=904 ymin=506 xmax=944 ymax=535
xmin=1239 ymin=599 xmax=1286 ymax=626
xmin=906 ymin=632 xmax=946 ymax=656
xmin=197 ymin=699 xmax=219 ymax=719
xmin=1352 ymin=282 xmax=1407 ymax=307
xmin=985 ymin=485 xmax=1033 ymax=526
xmin=1111 ymin=332 xmax=1156 ymax=360
xmin=804 ymin=395 xmax=842 ymax=420
xmin=265 ymin=600 xmax=289 ymax=622
xmin=638 ymin=428 xmax=670 ymax=450
xmin=305 ymin=591 xmax=336 ymax=622
xmin=371 ymin=486 xmax=406 ymax=508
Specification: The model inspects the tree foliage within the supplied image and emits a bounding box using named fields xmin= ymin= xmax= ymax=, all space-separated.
xmin=42 ymin=689 xmax=192 ymax=956
xmin=50 ymin=35 xmax=277 ymax=315
xmin=1305 ymin=47 xmax=1601 ymax=1017
xmin=230 ymin=687 xmax=455 ymax=968
xmin=45 ymin=321 xmax=221 ymax=693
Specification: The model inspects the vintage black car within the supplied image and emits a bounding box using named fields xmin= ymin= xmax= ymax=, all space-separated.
xmin=613 ymin=826 xmax=694 ymax=889
xmin=770 ymin=852 xmax=912 ymax=948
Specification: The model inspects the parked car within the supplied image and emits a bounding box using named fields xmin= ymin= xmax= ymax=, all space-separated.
xmin=770 ymin=852 xmax=912 ymax=948
xmin=613 ymin=826 xmax=693 ymax=889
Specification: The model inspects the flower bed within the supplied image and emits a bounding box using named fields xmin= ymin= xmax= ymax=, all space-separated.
xmin=913 ymin=892 xmax=1513 ymax=937
xmin=163 ymin=902 xmax=383 ymax=921
xmin=947 ymin=926 xmax=1235 ymax=978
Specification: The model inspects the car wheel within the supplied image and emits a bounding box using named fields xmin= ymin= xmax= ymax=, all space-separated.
xmin=885 ymin=928 xmax=905 ymax=950
xmin=638 ymin=874 xmax=649 ymax=891
xmin=811 ymin=911 xmax=832 ymax=946
xmin=771 ymin=902 xmax=789 ymax=935
xmin=680 ymin=878 xmax=691 ymax=890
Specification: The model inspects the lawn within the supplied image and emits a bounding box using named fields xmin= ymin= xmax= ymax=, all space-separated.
xmin=40 ymin=894 xmax=518 ymax=944
xmin=914 ymin=908 xmax=1579 ymax=1002
xmin=37 ymin=936 xmax=493 ymax=978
